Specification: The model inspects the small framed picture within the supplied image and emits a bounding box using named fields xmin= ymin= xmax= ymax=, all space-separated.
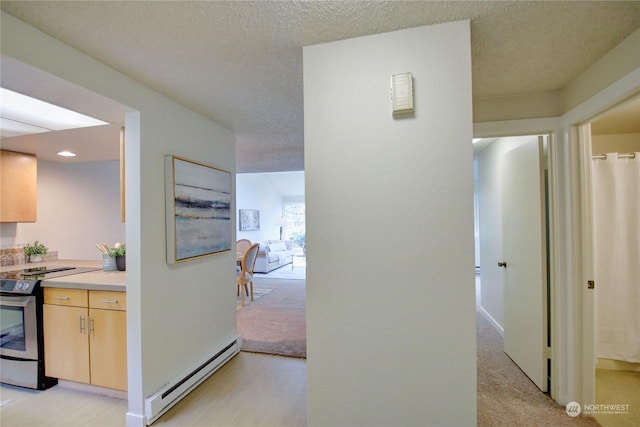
xmin=239 ymin=209 xmax=260 ymax=231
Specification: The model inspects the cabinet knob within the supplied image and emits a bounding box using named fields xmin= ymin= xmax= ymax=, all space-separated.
xmin=498 ymin=261 xmax=507 ymax=268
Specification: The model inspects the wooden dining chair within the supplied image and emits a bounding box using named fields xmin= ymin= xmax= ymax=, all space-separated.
xmin=237 ymin=242 xmax=260 ymax=306
xmin=236 ymin=239 xmax=252 ymax=257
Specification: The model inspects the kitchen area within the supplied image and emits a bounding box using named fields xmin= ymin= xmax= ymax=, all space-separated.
xmin=2 ymin=19 xmax=239 ymax=425
xmin=0 ymin=262 xmax=126 ymax=392
xmin=1 ymin=89 xmax=129 ymax=397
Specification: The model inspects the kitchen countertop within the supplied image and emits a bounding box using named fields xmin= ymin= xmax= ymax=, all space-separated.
xmin=1 ymin=259 xmax=126 ymax=292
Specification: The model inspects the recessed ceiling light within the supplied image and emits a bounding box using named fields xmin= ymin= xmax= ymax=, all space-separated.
xmin=0 ymin=88 xmax=108 ymax=138
xmin=57 ymin=151 xmax=76 ymax=157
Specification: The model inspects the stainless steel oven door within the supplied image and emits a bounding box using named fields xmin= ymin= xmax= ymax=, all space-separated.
xmin=0 ymin=294 xmax=38 ymax=360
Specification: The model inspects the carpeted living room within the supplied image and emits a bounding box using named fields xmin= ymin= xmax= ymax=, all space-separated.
xmin=237 ymin=260 xmax=307 ymax=359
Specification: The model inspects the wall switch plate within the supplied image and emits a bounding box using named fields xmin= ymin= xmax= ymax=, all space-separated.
xmin=391 ymin=73 xmax=414 ymax=115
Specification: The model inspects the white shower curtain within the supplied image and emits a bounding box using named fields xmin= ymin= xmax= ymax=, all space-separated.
xmin=593 ymin=152 xmax=640 ymax=363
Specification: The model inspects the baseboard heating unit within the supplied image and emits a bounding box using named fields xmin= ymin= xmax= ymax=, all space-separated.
xmin=145 ymin=337 xmax=240 ymax=425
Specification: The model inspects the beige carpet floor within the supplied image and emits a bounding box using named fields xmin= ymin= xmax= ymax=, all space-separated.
xmin=236 ymin=286 xmax=272 ymax=310
xmin=477 ymin=310 xmax=600 ymax=426
xmin=236 ymin=277 xmax=306 ymax=358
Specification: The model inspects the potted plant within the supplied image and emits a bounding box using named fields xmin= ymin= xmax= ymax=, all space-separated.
xmin=109 ymin=243 xmax=126 ymax=271
xmin=289 ymin=232 xmax=306 ymax=253
xmin=24 ymin=240 xmax=48 ymax=263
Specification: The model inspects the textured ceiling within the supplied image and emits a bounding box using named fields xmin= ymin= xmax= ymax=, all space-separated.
xmin=1 ymin=1 xmax=640 ymax=172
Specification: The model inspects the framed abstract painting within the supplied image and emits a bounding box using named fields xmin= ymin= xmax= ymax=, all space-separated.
xmin=165 ymin=155 xmax=231 ymax=263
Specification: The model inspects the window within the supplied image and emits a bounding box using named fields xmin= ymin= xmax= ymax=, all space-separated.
xmin=282 ymin=200 xmax=305 ymax=248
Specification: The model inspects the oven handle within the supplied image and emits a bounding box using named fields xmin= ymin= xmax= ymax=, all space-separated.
xmin=0 ymin=296 xmax=33 ymax=307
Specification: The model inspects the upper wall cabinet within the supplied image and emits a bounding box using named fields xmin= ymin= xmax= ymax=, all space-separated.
xmin=1 ymin=150 xmax=37 ymax=222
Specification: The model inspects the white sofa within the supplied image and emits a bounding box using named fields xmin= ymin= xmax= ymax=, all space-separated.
xmin=254 ymin=240 xmax=294 ymax=273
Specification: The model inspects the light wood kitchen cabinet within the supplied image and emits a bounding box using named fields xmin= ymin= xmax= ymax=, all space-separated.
xmin=88 ymin=291 xmax=127 ymax=391
xmin=0 ymin=150 xmax=37 ymax=222
xmin=43 ymin=304 xmax=91 ymax=383
xmin=43 ymin=288 xmax=127 ymax=391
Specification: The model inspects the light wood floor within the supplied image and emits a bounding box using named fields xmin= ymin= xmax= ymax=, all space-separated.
xmin=0 ymin=352 xmax=307 ymax=427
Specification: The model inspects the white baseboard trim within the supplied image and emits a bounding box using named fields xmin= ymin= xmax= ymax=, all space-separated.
xmin=144 ymin=336 xmax=240 ymax=425
xmin=126 ymin=411 xmax=146 ymax=427
xmin=479 ymin=306 xmax=504 ymax=336
xmin=596 ymin=358 xmax=640 ymax=372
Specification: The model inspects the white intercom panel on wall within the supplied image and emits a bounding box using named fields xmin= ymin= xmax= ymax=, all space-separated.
xmin=391 ymin=73 xmax=414 ymax=115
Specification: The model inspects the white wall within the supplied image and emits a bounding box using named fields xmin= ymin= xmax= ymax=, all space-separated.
xmin=304 ymin=21 xmax=476 ymax=426
xmin=0 ymin=160 xmax=125 ymax=259
xmin=235 ymin=173 xmax=283 ymax=242
xmin=592 ymin=133 xmax=640 ymax=154
xmin=1 ymin=13 xmax=237 ymax=426
xmin=476 ymin=136 xmax=537 ymax=331
xmin=474 ymin=157 xmax=480 ymax=267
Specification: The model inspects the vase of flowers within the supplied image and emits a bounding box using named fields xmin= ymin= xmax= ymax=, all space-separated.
xmin=24 ymin=240 xmax=48 ymax=263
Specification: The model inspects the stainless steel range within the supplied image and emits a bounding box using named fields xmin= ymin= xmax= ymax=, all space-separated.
xmin=0 ymin=265 xmax=99 ymax=389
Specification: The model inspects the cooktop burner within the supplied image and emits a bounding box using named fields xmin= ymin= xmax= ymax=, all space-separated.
xmin=17 ymin=266 xmax=75 ymax=276
xmin=0 ymin=266 xmax=100 ymax=294
xmin=1 ymin=267 xmax=64 ymax=280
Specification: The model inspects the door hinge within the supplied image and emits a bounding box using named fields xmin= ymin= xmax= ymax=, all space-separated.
xmin=588 ymin=280 xmax=595 ymax=289
xmin=544 ymin=347 xmax=552 ymax=359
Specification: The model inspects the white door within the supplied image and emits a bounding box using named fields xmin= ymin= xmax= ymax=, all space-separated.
xmin=501 ymin=136 xmax=548 ymax=391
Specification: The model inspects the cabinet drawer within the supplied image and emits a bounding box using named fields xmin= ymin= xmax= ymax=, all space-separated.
xmin=44 ymin=288 xmax=88 ymax=307
xmin=89 ymin=291 xmax=126 ymax=311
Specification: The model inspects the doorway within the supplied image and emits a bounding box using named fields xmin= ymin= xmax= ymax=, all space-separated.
xmin=474 ymin=133 xmax=552 ymax=393
xmin=582 ymin=95 xmax=640 ymax=426
xmin=235 ymin=171 xmax=307 ymax=358
xmin=1 ymin=55 xmax=139 ymax=421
